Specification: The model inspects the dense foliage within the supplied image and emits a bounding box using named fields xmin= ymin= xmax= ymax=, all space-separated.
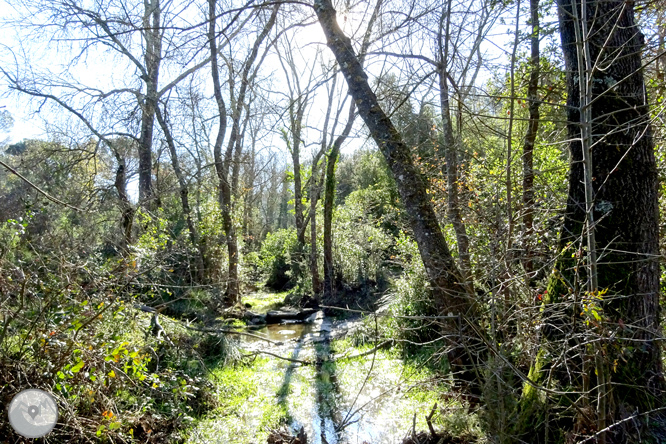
xmin=2 ymin=0 xmax=666 ymax=442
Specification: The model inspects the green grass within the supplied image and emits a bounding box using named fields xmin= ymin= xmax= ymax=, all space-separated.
xmin=242 ymin=290 xmax=290 ymax=313
xmin=185 ymin=320 xmax=483 ymax=444
xmin=331 ymin=336 xmax=483 ymax=442
xmin=186 ymin=357 xmax=291 ymax=444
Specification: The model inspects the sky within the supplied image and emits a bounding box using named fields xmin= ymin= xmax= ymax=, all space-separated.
xmin=0 ymin=0 xmax=524 ymax=154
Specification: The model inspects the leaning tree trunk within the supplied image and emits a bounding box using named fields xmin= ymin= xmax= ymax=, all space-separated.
xmin=438 ymin=0 xmax=471 ymax=290
xmin=315 ymin=0 xmax=482 ymax=395
xmin=520 ymin=0 xmax=664 ymax=441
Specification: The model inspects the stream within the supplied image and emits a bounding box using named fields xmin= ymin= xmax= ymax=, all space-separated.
xmin=187 ymin=309 xmax=454 ymax=444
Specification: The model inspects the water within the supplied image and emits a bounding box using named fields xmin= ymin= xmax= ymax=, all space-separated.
xmin=235 ymin=314 xmax=440 ymax=444
xmin=246 ymin=322 xmax=318 ymax=343
xmin=240 ymin=312 xmax=339 ymax=444
xmin=189 ymin=312 xmax=447 ymax=444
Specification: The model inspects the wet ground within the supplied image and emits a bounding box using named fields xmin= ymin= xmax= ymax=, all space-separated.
xmin=187 ymin=295 xmax=470 ymax=444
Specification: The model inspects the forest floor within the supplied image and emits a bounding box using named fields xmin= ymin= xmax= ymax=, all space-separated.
xmin=184 ymin=291 xmax=481 ymax=444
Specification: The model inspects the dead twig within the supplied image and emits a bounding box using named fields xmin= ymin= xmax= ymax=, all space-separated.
xmin=242 ymin=350 xmax=311 ymax=365
xmin=183 ymin=324 xmax=284 ymax=345
xmin=337 ymin=339 xmax=394 ymax=360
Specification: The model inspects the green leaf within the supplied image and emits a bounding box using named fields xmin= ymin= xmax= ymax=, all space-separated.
xmin=71 ymin=360 xmax=85 ymax=373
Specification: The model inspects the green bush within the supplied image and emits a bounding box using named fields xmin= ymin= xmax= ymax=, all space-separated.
xmin=0 ymin=242 xmax=230 ymax=442
xmin=333 ymin=189 xmax=394 ymax=289
xmin=382 ymin=232 xmax=443 ymax=354
xmin=258 ymin=228 xmax=301 ymax=290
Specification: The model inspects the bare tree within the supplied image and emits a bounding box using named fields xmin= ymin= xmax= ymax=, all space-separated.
xmin=315 ymin=0 xmax=482 ymax=393
xmin=209 ymin=0 xmax=280 ymax=306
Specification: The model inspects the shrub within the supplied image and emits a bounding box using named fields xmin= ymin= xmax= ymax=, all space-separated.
xmin=258 ymin=228 xmax=301 ymax=290
xmin=333 ymin=189 xmax=394 ymax=289
xmin=0 ymin=248 xmax=231 ymax=443
xmin=381 ymin=232 xmax=443 ymax=355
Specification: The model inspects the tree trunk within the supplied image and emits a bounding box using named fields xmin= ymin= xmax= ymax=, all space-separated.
xmin=437 ymin=3 xmax=471 ymax=288
xmin=322 ymin=142 xmax=338 ymax=305
xmin=309 ymin=164 xmax=323 ymax=295
xmin=522 ymin=0 xmax=664 ymax=440
xmin=521 ymin=0 xmax=540 ymax=281
xmin=138 ymin=0 xmax=162 ymax=207
xmin=209 ymin=0 xmax=229 ymax=305
xmin=277 ymin=172 xmax=290 ymax=229
xmin=315 ymin=0 xmax=482 ymax=393
xmin=210 ymin=2 xmax=279 ymax=306
xmin=323 ymin=104 xmax=355 ymax=304
xmin=113 ymin=150 xmax=134 ymax=254
xmin=291 ymin=111 xmax=306 ymax=247
xmin=243 ymin=141 xmax=257 ymax=248
xmin=155 ymin=106 xmax=206 ymax=282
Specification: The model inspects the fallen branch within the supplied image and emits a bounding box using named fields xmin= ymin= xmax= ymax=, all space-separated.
xmin=243 ymin=350 xmax=312 ymax=365
xmin=337 ymin=339 xmax=393 ymax=360
xmin=183 ymin=325 xmax=284 ymax=346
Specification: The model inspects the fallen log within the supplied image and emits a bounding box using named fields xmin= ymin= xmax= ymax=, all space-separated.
xmin=265 ymin=309 xmax=317 ymax=324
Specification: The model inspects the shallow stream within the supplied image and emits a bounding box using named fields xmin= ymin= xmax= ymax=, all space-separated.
xmin=187 ymin=310 xmax=454 ymax=444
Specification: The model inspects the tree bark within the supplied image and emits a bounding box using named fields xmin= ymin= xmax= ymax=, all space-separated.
xmin=522 ymin=0 xmax=665 ymax=440
xmin=112 ymin=148 xmax=135 ymax=254
xmin=437 ymin=3 xmax=471 ymax=289
xmin=522 ymin=0 xmax=540 ymax=280
xmin=277 ymin=172 xmax=290 ymax=229
xmin=290 ymin=102 xmax=307 ymax=247
xmin=138 ymin=0 xmax=162 ymax=207
xmin=309 ymin=164 xmax=324 ymax=295
xmin=323 ymin=103 xmax=355 ymax=304
xmin=209 ymin=0 xmax=229 ymax=305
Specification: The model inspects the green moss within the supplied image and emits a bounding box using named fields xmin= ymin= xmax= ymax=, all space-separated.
xmin=188 ymin=358 xmax=291 ymax=444
xmin=522 ymin=348 xmax=547 ymax=401
xmin=243 ymin=290 xmax=289 ymax=314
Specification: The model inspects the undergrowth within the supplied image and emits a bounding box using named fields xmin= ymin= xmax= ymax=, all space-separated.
xmin=0 ymin=252 xmax=238 ymax=443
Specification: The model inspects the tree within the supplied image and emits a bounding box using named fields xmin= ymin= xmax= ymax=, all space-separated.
xmin=314 ymin=0 xmax=483 ymax=393
xmin=209 ymin=0 xmax=280 ymax=306
xmin=322 ymin=87 xmax=355 ymax=304
xmin=521 ymin=0 xmax=541 ymax=280
xmin=521 ymin=0 xmax=665 ymax=441
xmin=155 ymin=105 xmax=206 ymax=280
xmin=277 ymin=39 xmax=313 ymax=249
